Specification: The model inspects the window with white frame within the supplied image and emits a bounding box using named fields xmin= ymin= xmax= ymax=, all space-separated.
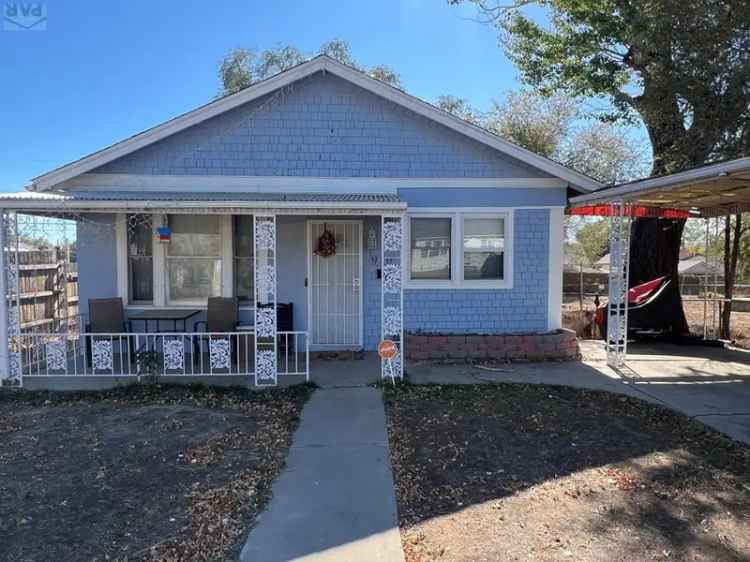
xmin=166 ymin=215 xmax=222 ymax=304
xmin=127 ymin=214 xmax=153 ymax=304
xmin=407 ymin=211 xmax=512 ymax=288
xmin=122 ymin=213 xmax=258 ymax=306
xmin=233 ymin=215 xmax=254 ymax=303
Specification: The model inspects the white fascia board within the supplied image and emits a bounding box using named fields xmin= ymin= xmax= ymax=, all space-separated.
xmin=31 ymin=55 xmax=600 ymax=193
xmin=60 ymin=173 xmax=568 ymax=192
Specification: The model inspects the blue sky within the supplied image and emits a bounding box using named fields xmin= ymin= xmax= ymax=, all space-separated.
xmin=0 ymin=0 xmax=638 ymax=192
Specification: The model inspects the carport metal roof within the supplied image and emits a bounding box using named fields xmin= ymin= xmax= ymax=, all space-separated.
xmin=569 ymin=156 xmax=750 ymax=217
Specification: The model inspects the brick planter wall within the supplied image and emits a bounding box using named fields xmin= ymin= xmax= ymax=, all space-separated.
xmin=405 ymin=329 xmax=580 ymax=363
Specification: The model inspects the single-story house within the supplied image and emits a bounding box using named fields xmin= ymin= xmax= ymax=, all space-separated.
xmin=0 ymin=55 xmax=599 ymax=388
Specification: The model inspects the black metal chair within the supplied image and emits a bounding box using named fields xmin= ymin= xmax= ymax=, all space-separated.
xmin=276 ymin=302 xmax=294 ymax=353
xmin=277 ymin=302 xmax=294 ymax=332
xmin=194 ymin=297 xmax=240 ymax=367
xmin=85 ymin=297 xmax=134 ymax=367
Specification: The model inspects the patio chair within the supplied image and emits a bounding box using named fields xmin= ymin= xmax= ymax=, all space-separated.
xmin=276 ymin=302 xmax=294 ymax=353
xmin=196 ymin=297 xmax=240 ymax=333
xmin=194 ymin=297 xmax=240 ymax=368
xmin=85 ymin=297 xmax=134 ymax=367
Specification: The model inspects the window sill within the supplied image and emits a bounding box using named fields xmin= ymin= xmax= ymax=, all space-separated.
xmin=405 ymin=280 xmax=512 ymax=290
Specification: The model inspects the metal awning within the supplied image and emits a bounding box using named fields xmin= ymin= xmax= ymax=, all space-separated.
xmin=0 ymin=190 xmax=407 ymax=215
xmin=569 ymin=156 xmax=750 ymax=217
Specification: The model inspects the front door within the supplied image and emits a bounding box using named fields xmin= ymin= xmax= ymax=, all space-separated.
xmin=307 ymin=220 xmax=363 ymax=349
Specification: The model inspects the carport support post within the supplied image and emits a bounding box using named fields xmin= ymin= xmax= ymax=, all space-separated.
xmin=606 ymin=201 xmax=631 ymax=369
xmin=254 ymin=214 xmax=278 ymax=387
xmin=381 ymin=215 xmax=404 ymax=380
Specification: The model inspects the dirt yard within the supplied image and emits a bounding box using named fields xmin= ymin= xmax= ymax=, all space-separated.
xmin=563 ymin=297 xmax=750 ymax=349
xmin=385 ymin=384 xmax=750 ymax=562
xmin=0 ymin=383 xmax=312 ymax=562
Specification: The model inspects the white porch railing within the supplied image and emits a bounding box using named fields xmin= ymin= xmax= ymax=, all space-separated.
xmin=18 ymin=330 xmax=309 ymax=382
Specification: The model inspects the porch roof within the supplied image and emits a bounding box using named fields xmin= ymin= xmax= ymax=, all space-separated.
xmin=0 ymin=190 xmax=407 ymax=215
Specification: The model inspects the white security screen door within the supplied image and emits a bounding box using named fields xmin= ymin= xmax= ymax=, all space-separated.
xmin=308 ymin=221 xmax=363 ymax=349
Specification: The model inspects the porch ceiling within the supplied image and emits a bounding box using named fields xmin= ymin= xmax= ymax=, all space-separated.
xmin=569 ymin=156 xmax=750 ymax=217
xmin=0 ymin=190 xmax=406 ymax=215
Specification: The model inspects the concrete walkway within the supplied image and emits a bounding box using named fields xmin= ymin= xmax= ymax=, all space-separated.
xmin=240 ymin=386 xmax=404 ymax=562
xmin=409 ymin=340 xmax=750 ymax=445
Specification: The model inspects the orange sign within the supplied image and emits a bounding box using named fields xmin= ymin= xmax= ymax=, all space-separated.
xmin=378 ymin=340 xmax=398 ymax=360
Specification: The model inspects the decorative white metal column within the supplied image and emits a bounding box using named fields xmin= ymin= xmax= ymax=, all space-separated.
xmin=381 ymin=215 xmax=404 ymax=380
xmin=254 ymin=215 xmax=278 ymax=387
xmin=606 ymin=201 xmax=631 ymax=369
xmin=0 ymin=211 xmax=21 ymax=386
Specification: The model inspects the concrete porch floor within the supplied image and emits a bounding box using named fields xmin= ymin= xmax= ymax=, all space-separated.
xmin=309 ymin=352 xmax=382 ymax=388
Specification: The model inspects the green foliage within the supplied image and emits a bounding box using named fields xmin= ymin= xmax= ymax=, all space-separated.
xmin=435 ymin=95 xmax=481 ymax=124
xmin=452 ymin=0 xmax=750 ymax=173
xmin=439 ymin=89 xmax=648 ymax=184
xmin=218 ymin=48 xmax=255 ymax=96
xmin=254 ymin=45 xmax=306 ymax=79
xmin=682 ymin=219 xmax=707 ymax=254
xmin=560 ymin=121 xmax=649 ymax=184
xmin=564 ymin=241 xmax=589 ymax=267
xmin=218 ymin=39 xmax=402 ymax=95
xmin=484 ymin=91 xmax=578 ymax=157
xmin=136 ymin=349 xmax=162 ymax=384
xmin=574 ymin=218 xmax=610 ymax=266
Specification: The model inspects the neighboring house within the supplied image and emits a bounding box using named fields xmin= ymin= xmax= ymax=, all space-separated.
xmin=0 ymin=55 xmax=599 ymax=387
xmin=677 ymin=255 xmax=722 ymax=278
xmin=596 ymin=253 xmax=722 ymax=278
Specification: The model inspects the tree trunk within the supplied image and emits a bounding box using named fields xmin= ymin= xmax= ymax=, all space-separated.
xmin=720 ymin=214 xmax=742 ymax=340
xmin=628 ymin=217 xmax=690 ymax=335
xmin=625 ymin=86 xmax=706 ymax=339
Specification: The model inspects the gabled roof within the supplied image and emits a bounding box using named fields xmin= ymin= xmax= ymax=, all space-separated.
xmin=30 ymin=55 xmax=602 ymax=193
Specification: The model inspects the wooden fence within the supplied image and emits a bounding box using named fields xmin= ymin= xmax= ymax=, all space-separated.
xmin=17 ymin=248 xmax=78 ymax=333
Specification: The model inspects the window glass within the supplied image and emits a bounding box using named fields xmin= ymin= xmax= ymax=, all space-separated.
xmin=127 ymin=214 xmax=153 ymax=303
xmin=167 ymin=215 xmax=221 ymax=303
xmin=233 ymin=215 xmax=254 ymax=303
xmin=410 ymin=218 xmax=451 ymax=280
xmin=168 ymin=215 xmax=221 ymax=257
xmin=463 ymin=218 xmax=504 ymax=280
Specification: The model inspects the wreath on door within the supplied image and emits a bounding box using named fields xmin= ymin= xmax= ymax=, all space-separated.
xmin=314 ymin=223 xmax=336 ymax=257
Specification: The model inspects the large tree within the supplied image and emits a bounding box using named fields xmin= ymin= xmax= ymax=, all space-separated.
xmin=454 ymin=0 xmax=750 ymax=336
xmin=439 ymin=90 xmax=648 ymax=184
xmin=218 ymin=39 xmax=402 ymax=95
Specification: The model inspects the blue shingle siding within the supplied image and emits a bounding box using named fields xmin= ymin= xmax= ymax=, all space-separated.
xmin=94 ymin=72 xmax=551 ymax=179
xmin=403 ymin=209 xmax=549 ymax=334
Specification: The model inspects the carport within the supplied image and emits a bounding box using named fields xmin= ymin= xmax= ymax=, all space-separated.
xmin=569 ymin=156 xmax=750 ymax=369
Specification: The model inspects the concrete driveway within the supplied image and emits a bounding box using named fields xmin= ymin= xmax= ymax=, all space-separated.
xmin=409 ymin=340 xmax=750 ymax=444
xmin=587 ymin=340 xmax=750 ymax=444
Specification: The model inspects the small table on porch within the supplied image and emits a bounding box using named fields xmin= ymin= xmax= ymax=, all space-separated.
xmin=128 ymin=309 xmax=201 ymax=333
